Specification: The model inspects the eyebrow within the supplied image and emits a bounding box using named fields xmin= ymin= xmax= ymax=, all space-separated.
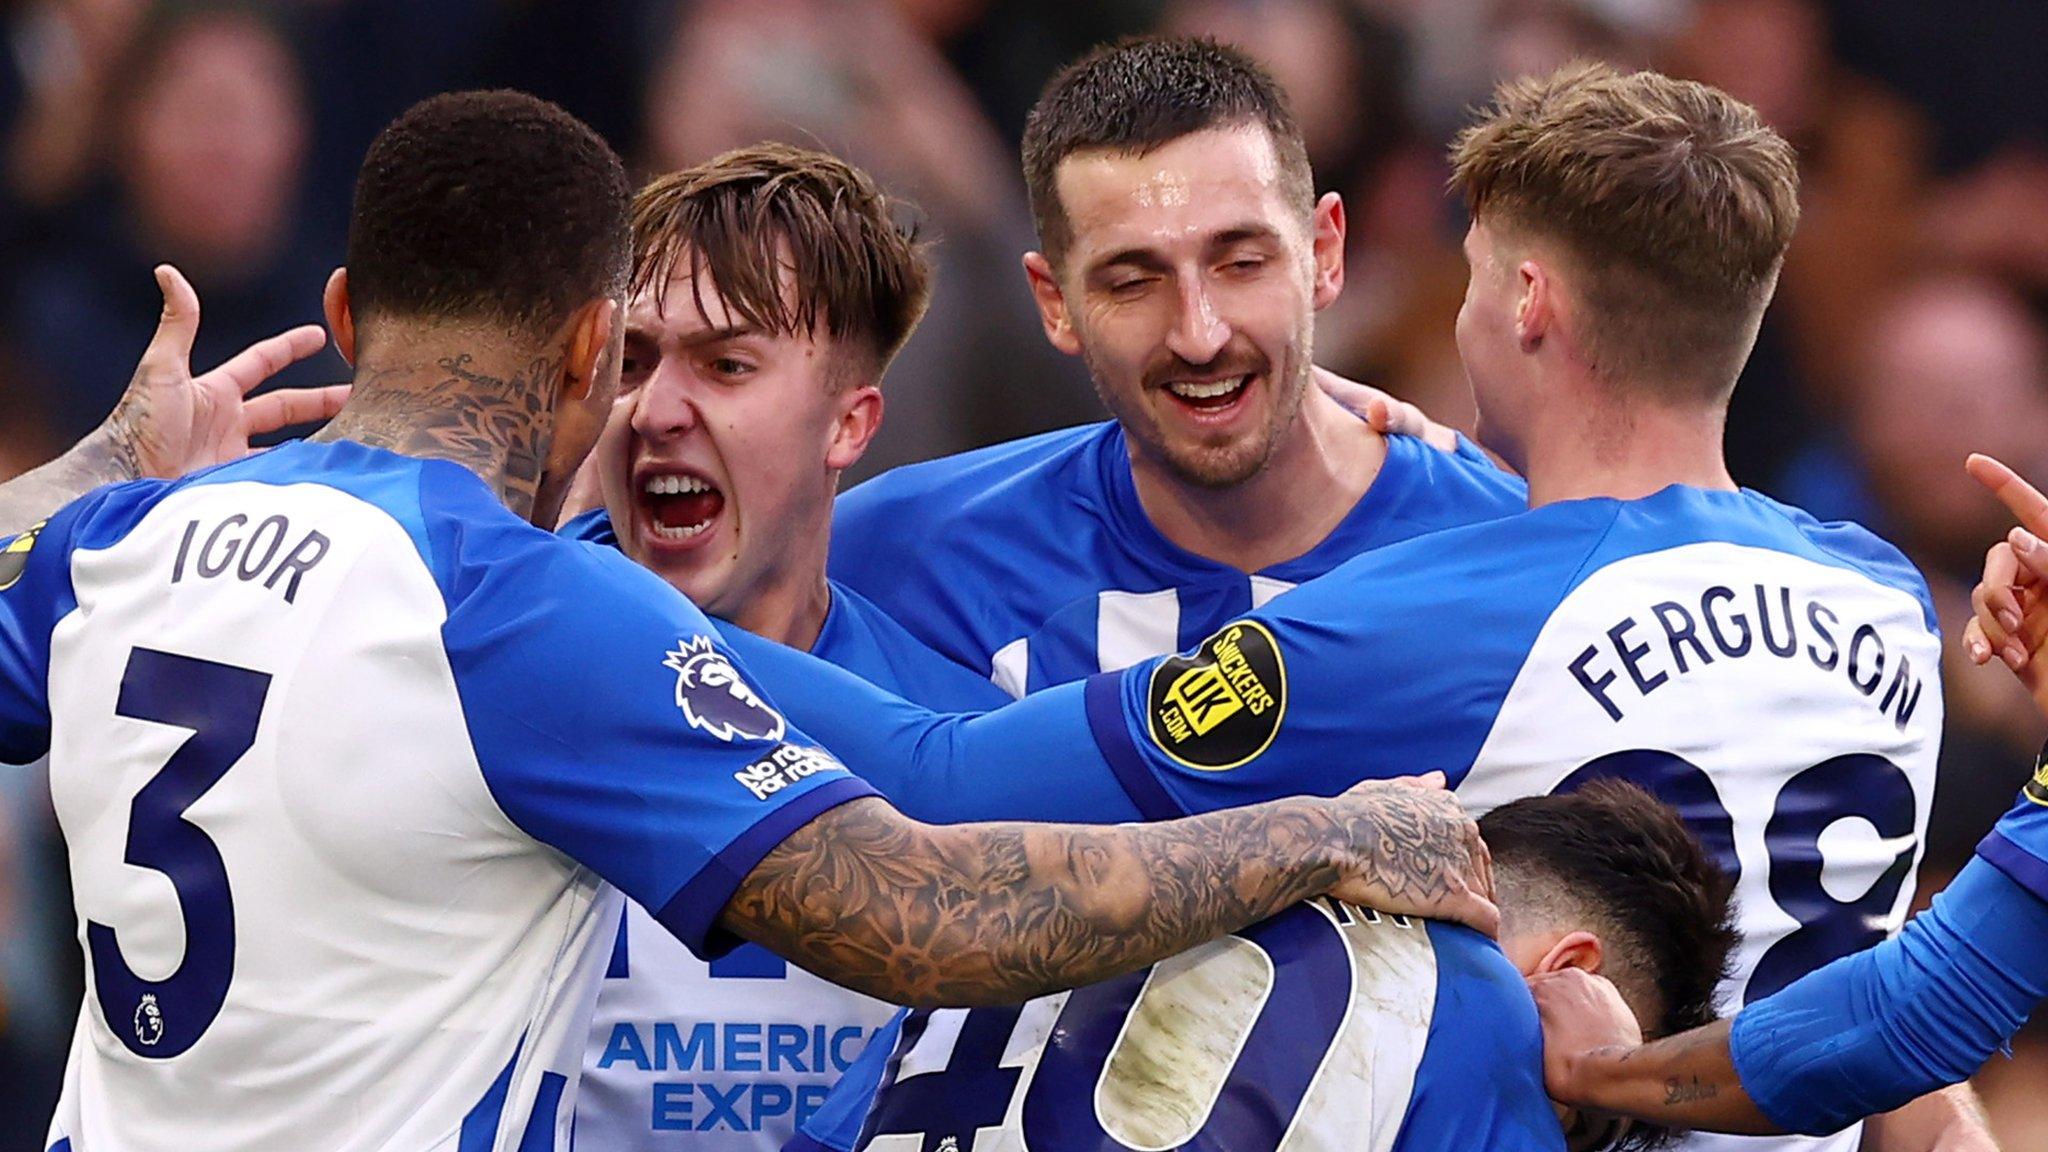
xmin=1086 ymin=222 xmax=1287 ymax=275
xmin=625 ymin=322 xmax=761 ymax=347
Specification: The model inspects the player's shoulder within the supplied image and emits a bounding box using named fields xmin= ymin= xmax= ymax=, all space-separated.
xmin=1383 ymin=432 xmax=1528 ymax=516
xmin=1395 ymin=924 xmax=1561 ymax=1151
xmin=1742 ymin=490 xmax=1936 ymax=627
xmin=1594 ymin=487 xmax=1937 ymax=631
xmin=835 ymin=422 xmax=1116 ymax=536
xmin=1275 ymin=495 xmax=1620 ymax=627
xmin=814 ymin=581 xmax=1010 ymax=710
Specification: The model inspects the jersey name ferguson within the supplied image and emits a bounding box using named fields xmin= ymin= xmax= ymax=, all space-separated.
xmin=0 ymin=442 xmax=873 ymax=1152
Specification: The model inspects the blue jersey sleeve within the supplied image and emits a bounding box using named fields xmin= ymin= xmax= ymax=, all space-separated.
xmin=1729 ymin=851 xmax=2048 ymax=1134
xmin=0 ymin=508 xmax=80 ymax=764
xmin=1395 ymin=924 xmax=1566 ymax=1152
xmin=711 ymin=625 xmax=1145 ymax=825
xmin=1973 ymin=753 xmax=2048 ymax=902
xmin=435 ymin=501 xmax=877 ymax=959
xmin=1084 ymin=527 xmax=1569 ymax=817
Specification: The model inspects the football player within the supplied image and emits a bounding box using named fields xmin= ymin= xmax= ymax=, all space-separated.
xmin=824 ymin=37 xmax=1526 ymax=700
xmin=796 ymin=781 xmax=1737 ymax=1152
xmin=714 ymin=60 xmax=1986 ymax=1152
xmin=560 ymin=146 xmax=1013 ymax=1149
xmin=1528 ymin=453 xmax=2048 ymax=1139
xmin=0 ymin=92 xmax=1491 ymax=1151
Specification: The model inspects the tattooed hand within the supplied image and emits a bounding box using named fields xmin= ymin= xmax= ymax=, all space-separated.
xmin=724 ymin=772 xmax=1494 ymax=1008
xmin=102 ymin=266 xmax=344 ymax=479
xmin=1320 ymin=771 xmax=1498 ymax=934
xmin=0 ymin=266 xmax=341 ymax=535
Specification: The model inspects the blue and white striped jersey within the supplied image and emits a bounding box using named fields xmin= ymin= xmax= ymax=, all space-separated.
xmin=828 ymin=424 xmax=1526 ymax=697
xmin=0 ymin=441 xmax=874 ymax=1152
xmin=559 ymin=508 xmax=1009 ymax=1151
xmin=727 ymin=484 xmax=1945 ymax=1152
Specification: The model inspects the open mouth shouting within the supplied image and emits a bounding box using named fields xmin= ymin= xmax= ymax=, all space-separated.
xmin=637 ymin=468 xmax=726 ymax=548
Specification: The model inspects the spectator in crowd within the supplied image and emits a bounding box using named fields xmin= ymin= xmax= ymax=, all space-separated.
xmin=641 ymin=0 xmax=1093 ymax=477
xmin=1843 ymin=278 xmax=2048 ymax=861
xmin=8 ymin=1 xmax=343 ymax=439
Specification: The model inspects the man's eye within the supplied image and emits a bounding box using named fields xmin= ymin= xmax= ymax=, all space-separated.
xmin=1109 ymin=277 xmax=1155 ymax=295
xmin=711 ymin=357 xmax=755 ymax=377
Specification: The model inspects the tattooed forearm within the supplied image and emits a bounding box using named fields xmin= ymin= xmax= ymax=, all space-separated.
xmin=723 ymin=779 xmax=1486 ymax=1008
xmin=0 ymin=428 xmax=138 ymax=535
xmin=1562 ymin=1019 xmax=1778 ymax=1135
xmin=1665 ymin=1077 xmax=1719 ymax=1104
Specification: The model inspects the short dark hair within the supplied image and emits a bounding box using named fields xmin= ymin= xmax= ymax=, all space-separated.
xmin=1481 ymin=781 xmax=1737 ymax=1149
xmin=1021 ymin=36 xmax=1314 ymax=264
xmin=346 ymin=90 xmax=631 ymax=340
xmin=631 ymin=143 xmax=932 ymax=381
xmin=1449 ymin=61 xmax=1799 ymax=398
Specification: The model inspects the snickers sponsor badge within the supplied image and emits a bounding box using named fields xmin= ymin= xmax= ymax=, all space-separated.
xmin=1146 ymin=620 xmax=1287 ymax=771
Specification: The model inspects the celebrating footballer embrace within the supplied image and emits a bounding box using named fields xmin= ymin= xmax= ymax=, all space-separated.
xmin=0 ymin=10 xmax=2039 ymax=1152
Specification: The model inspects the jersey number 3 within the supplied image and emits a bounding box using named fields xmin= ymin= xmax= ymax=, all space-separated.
xmin=88 ymin=648 xmax=271 ymax=1059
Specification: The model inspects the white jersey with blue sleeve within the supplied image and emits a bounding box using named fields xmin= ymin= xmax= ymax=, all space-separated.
xmin=788 ymin=904 xmax=1564 ymax=1152
xmin=562 ymin=508 xmax=1012 ymax=1152
xmin=1083 ymin=487 xmax=1941 ymax=1152
xmin=0 ymin=441 xmax=873 ymax=1152
xmin=828 ymin=424 xmax=1524 ymax=696
xmin=736 ymin=486 xmax=1942 ymax=1152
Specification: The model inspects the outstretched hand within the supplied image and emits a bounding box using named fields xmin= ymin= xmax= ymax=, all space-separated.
xmin=1962 ymin=454 xmax=2048 ymax=715
xmin=98 ymin=265 xmax=344 ymax=481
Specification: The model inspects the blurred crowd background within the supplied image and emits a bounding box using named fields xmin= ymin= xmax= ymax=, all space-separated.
xmin=0 ymin=0 xmax=2044 ymax=1144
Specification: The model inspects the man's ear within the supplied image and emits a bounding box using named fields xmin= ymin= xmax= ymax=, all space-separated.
xmin=1022 ymin=251 xmax=1082 ymax=357
xmin=1310 ymin=191 xmax=1346 ymax=311
xmin=1515 ymin=258 xmax=1554 ymax=354
xmin=561 ymin=297 xmax=619 ymax=403
xmin=1534 ymin=930 xmax=1605 ymax=977
xmin=825 ymin=384 xmax=884 ymax=472
xmin=323 ymin=268 xmax=356 ymax=365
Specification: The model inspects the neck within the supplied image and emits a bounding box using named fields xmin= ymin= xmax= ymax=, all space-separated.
xmin=316 ymin=346 xmax=563 ymax=522
xmin=1129 ymin=387 xmax=1384 ymax=572
xmin=722 ymin=572 xmax=834 ymax=652
xmin=710 ymin=496 xmax=837 ymax=651
xmin=1521 ymin=396 xmax=1735 ymax=508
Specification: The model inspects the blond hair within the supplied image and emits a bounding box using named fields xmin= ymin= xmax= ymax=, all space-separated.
xmin=1450 ymin=61 xmax=1800 ymax=396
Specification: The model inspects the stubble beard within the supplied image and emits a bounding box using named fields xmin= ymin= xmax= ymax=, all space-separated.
xmin=1085 ymin=341 xmax=1312 ymax=492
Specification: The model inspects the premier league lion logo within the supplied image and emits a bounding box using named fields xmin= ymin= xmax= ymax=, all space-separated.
xmin=134 ymin=993 xmax=164 ymax=1047
xmin=663 ymin=637 xmax=787 ymax=743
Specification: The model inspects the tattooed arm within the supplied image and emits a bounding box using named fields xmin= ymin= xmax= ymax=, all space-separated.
xmin=1532 ymin=969 xmax=1773 ymax=1134
xmin=723 ymin=776 xmax=1494 ymax=1008
xmin=0 ymin=266 xmax=341 ymax=535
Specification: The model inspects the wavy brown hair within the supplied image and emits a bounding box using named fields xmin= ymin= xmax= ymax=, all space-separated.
xmin=630 ymin=144 xmax=932 ymax=383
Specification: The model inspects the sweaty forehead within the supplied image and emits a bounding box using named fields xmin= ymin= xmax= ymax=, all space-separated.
xmin=1054 ymin=126 xmax=1296 ymax=260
